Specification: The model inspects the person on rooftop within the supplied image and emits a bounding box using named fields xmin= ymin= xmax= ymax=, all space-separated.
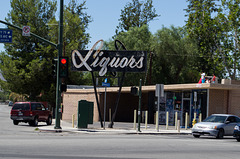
xmin=201 ymin=72 xmax=205 ymax=83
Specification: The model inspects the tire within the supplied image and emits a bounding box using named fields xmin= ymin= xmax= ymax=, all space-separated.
xmin=46 ymin=116 xmax=52 ymax=125
xmin=13 ymin=120 xmax=19 ymax=125
xmin=29 ymin=121 xmax=34 ymax=126
xmin=236 ymin=136 xmax=240 ymax=142
xmin=29 ymin=117 xmax=38 ymax=126
xmin=33 ymin=117 xmax=38 ymax=126
xmin=193 ymin=135 xmax=200 ymax=138
xmin=216 ymin=129 xmax=224 ymax=139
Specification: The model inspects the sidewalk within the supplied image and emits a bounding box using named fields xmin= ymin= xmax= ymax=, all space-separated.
xmin=38 ymin=120 xmax=192 ymax=135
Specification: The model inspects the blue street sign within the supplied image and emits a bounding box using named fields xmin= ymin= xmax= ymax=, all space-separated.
xmin=102 ymin=82 xmax=110 ymax=87
xmin=0 ymin=29 xmax=12 ymax=43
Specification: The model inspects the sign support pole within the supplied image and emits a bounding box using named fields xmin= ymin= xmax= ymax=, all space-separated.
xmin=108 ymin=71 xmax=125 ymax=128
xmin=104 ymin=86 xmax=107 ymax=129
xmin=108 ymin=40 xmax=126 ymax=128
xmin=91 ymin=72 xmax=104 ymax=128
xmin=156 ymin=91 xmax=160 ymax=132
xmin=155 ymin=84 xmax=164 ymax=132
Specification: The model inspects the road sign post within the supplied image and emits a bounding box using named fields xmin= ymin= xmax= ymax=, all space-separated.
xmin=155 ymin=84 xmax=164 ymax=132
xmin=194 ymin=91 xmax=197 ymax=114
xmin=102 ymin=78 xmax=110 ymax=129
xmin=138 ymin=79 xmax=142 ymax=132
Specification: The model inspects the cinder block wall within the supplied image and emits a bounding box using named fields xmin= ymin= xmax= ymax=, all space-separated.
xmin=209 ymin=89 xmax=240 ymax=117
xmin=228 ymin=90 xmax=240 ymax=116
xmin=209 ymin=89 xmax=228 ymax=115
xmin=62 ymin=91 xmax=99 ymax=122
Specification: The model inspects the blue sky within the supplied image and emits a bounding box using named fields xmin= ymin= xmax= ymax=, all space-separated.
xmin=0 ymin=0 xmax=188 ymax=51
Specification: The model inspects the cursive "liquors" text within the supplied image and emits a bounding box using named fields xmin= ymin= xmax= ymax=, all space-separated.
xmin=71 ymin=40 xmax=147 ymax=76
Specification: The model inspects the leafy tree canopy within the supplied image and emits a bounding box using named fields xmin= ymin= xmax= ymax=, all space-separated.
xmin=105 ymin=25 xmax=153 ymax=86
xmin=116 ymin=0 xmax=159 ymax=35
xmin=185 ymin=0 xmax=240 ymax=80
xmin=152 ymin=26 xmax=199 ymax=84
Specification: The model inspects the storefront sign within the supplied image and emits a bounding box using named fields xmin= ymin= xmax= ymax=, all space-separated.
xmin=71 ymin=40 xmax=147 ymax=76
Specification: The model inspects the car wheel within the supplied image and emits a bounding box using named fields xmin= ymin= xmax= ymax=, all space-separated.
xmin=193 ymin=135 xmax=200 ymax=138
xmin=33 ymin=117 xmax=38 ymax=126
xmin=13 ymin=120 xmax=19 ymax=125
xmin=236 ymin=136 xmax=240 ymax=142
xmin=46 ymin=116 xmax=52 ymax=125
xmin=29 ymin=117 xmax=38 ymax=126
xmin=216 ymin=129 xmax=224 ymax=139
xmin=29 ymin=121 xmax=33 ymax=126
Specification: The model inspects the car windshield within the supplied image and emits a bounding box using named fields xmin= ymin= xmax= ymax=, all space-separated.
xmin=12 ymin=103 xmax=30 ymax=110
xmin=203 ymin=115 xmax=227 ymax=123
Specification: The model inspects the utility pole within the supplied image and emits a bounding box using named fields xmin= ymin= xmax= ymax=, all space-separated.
xmin=138 ymin=79 xmax=142 ymax=132
xmin=54 ymin=0 xmax=64 ymax=130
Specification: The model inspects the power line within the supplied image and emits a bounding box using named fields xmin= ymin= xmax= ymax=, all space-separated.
xmin=165 ymin=53 xmax=223 ymax=58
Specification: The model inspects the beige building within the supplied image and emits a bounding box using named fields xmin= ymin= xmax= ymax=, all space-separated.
xmin=62 ymin=80 xmax=240 ymax=127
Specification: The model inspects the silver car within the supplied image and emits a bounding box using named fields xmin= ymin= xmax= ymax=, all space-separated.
xmin=192 ymin=114 xmax=240 ymax=138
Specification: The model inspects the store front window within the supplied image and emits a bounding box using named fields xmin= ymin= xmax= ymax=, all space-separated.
xmin=161 ymin=90 xmax=208 ymax=127
xmin=191 ymin=90 xmax=207 ymax=123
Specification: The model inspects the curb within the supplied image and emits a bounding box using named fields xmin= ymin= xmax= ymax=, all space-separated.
xmin=38 ymin=127 xmax=192 ymax=135
xmin=37 ymin=120 xmax=193 ymax=135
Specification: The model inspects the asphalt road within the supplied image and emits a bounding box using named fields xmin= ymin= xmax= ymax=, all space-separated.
xmin=0 ymin=104 xmax=240 ymax=159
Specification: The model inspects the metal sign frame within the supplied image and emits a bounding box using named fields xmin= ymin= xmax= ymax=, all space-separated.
xmin=71 ymin=39 xmax=147 ymax=128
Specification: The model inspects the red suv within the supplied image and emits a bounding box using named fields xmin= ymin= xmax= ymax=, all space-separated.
xmin=10 ymin=102 xmax=52 ymax=126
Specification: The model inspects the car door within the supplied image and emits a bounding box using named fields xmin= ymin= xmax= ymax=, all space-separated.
xmin=31 ymin=103 xmax=38 ymax=117
xmin=36 ymin=103 xmax=44 ymax=121
xmin=224 ymin=116 xmax=237 ymax=135
xmin=40 ymin=104 xmax=48 ymax=120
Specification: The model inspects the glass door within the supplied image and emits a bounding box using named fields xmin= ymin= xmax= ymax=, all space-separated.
xmin=181 ymin=99 xmax=191 ymax=126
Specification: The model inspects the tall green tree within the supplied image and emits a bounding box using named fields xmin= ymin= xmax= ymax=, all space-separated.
xmin=105 ymin=25 xmax=199 ymax=85
xmin=0 ymin=0 xmax=57 ymax=101
xmin=216 ymin=0 xmax=240 ymax=79
xmin=116 ymin=0 xmax=159 ymax=34
xmin=109 ymin=0 xmax=159 ymax=85
xmin=185 ymin=0 xmax=240 ymax=80
xmin=0 ymin=0 xmax=92 ymax=104
xmin=152 ymin=26 xmax=199 ymax=84
xmin=105 ymin=25 xmax=153 ymax=86
xmin=185 ymin=0 xmax=220 ymax=76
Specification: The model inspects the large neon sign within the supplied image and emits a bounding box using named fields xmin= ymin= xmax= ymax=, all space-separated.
xmin=71 ymin=40 xmax=147 ymax=76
